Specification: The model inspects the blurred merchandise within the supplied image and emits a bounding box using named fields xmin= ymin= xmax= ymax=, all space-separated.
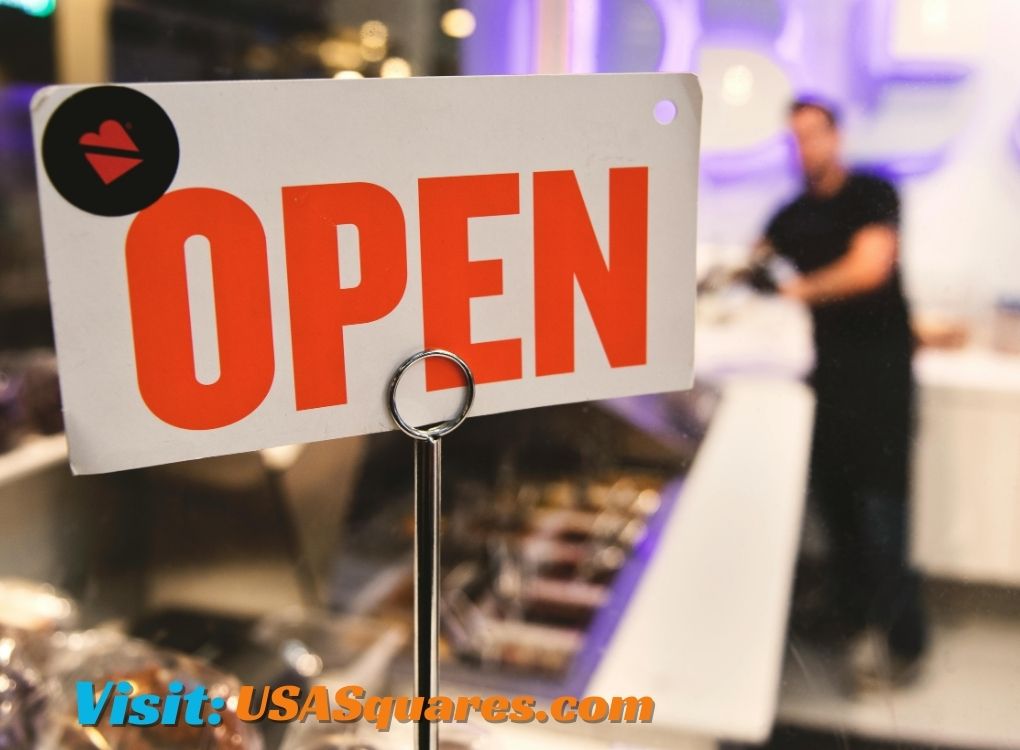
xmin=0 ymin=351 xmax=62 ymax=454
xmin=252 ymin=607 xmax=407 ymax=693
xmin=281 ymin=721 xmax=498 ymax=750
xmin=45 ymin=630 xmax=263 ymax=750
xmin=913 ymin=312 xmax=971 ymax=350
xmin=992 ymin=297 xmax=1020 ymax=355
xmin=0 ymin=579 xmax=76 ymax=667
xmin=282 ymin=729 xmax=393 ymax=750
xmin=271 ymin=615 xmax=407 ymax=750
xmin=0 ymin=634 xmax=49 ymax=750
xmin=331 ymin=402 xmax=702 ymax=698
xmin=439 ymin=476 xmax=666 ymax=679
xmin=0 ymin=580 xmax=75 ymax=749
xmin=124 ymin=607 xmax=407 ymax=750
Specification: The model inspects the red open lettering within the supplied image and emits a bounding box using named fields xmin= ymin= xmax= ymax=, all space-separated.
xmin=534 ymin=167 xmax=649 ymax=376
xmin=125 ymin=167 xmax=650 ymax=429
xmin=419 ymin=173 xmax=522 ymax=391
xmin=125 ymin=188 xmax=275 ymax=430
xmin=282 ymin=182 xmax=407 ymax=410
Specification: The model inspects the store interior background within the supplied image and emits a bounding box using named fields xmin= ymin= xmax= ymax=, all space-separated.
xmin=2 ymin=1 xmax=1020 ymax=749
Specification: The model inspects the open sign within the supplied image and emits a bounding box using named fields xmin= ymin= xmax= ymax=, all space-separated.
xmin=32 ymin=75 xmax=701 ymax=474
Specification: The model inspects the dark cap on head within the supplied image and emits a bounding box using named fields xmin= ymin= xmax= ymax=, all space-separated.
xmin=789 ymin=95 xmax=842 ymax=128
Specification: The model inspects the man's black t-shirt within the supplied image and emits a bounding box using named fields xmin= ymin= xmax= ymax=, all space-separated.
xmin=764 ymin=172 xmax=914 ymax=493
xmin=765 ymin=172 xmax=913 ymax=367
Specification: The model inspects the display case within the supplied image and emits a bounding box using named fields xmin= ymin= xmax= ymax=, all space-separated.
xmin=0 ymin=388 xmax=721 ymax=750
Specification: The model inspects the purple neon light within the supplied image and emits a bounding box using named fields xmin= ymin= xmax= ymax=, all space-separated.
xmin=0 ymin=85 xmax=39 ymax=154
xmin=511 ymin=0 xmax=537 ymax=73
xmin=857 ymin=0 xmax=970 ymax=100
xmin=694 ymin=0 xmax=971 ymax=181
xmin=702 ymin=133 xmax=794 ymax=184
xmin=774 ymin=0 xmax=805 ymax=62
xmin=564 ymin=475 xmax=684 ymax=696
xmin=856 ymin=149 xmax=952 ymax=179
xmin=645 ymin=0 xmax=701 ymax=72
xmin=569 ymin=0 xmax=600 ymax=73
xmin=1010 ymin=112 xmax=1020 ymax=165
xmin=845 ymin=0 xmax=971 ymax=177
xmin=462 ymin=0 xmax=981 ymax=183
xmin=691 ymin=0 xmax=811 ymax=182
xmin=462 ymin=0 xmax=535 ymax=74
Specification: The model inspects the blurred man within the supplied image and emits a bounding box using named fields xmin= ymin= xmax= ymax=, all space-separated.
xmin=758 ymin=97 xmax=927 ymax=689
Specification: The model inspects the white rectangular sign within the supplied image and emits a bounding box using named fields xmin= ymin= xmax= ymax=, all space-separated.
xmin=31 ymin=74 xmax=701 ymax=474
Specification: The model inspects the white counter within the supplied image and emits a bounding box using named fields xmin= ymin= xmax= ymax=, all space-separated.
xmin=696 ymin=292 xmax=1020 ymax=584
xmin=442 ymin=377 xmax=814 ymax=749
xmin=915 ymin=345 xmax=1020 ymax=395
xmin=587 ymin=377 xmax=814 ymax=744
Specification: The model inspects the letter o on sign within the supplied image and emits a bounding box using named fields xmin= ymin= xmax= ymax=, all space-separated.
xmin=125 ymin=188 xmax=275 ymax=429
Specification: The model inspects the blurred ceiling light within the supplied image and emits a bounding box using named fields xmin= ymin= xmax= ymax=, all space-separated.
xmin=244 ymin=44 xmax=278 ymax=73
xmin=441 ymin=8 xmax=477 ymax=39
xmin=294 ymin=651 xmax=323 ymax=678
xmin=295 ymin=33 xmax=322 ymax=57
xmin=333 ymin=70 xmax=364 ymax=79
xmin=360 ymin=20 xmax=389 ymax=49
xmin=0 ymin=0 xmax=55 ymax=17
xmin=260 ymin=444 xmax=304 ymax=472
xmin=721 ymin=64 xmax=754 ymax=106
xmin=380 ymin=57 xmax=412 ymax=78
xmin=922 ymin=0 xmax=951 ymax=33
xmin=362 ymin=44 xmax=387 ymax=63
xmin=318 ymin=38 xmax=362 ymax=70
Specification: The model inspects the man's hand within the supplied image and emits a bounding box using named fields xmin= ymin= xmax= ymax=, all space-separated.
xmin=780 ymin=224 xmax=898 ymax=305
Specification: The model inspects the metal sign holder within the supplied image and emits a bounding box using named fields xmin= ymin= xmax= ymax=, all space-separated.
xmin=387 ymin=349 xmax=475 ymax=750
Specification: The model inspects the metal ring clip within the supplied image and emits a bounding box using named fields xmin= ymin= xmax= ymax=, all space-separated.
xmin=387 ymin=349 xmax=475 ymax=441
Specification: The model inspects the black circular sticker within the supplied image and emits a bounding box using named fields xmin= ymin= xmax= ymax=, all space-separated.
xmin=41 ymin=86 xmax=179 ymax=217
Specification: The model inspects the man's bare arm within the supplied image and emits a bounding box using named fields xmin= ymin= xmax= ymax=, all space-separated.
xmin=780 ymin=224 xmax=898 ymax=306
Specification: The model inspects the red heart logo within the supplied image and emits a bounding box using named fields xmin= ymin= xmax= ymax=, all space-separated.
xmin=79 ymin=120 xmax=139 ymax=152
xmin=79 ymin=120 xmax=143 ymax=185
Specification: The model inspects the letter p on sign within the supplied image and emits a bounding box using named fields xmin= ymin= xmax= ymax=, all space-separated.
xmin=31 ymin=74 xmax=702 ymax=474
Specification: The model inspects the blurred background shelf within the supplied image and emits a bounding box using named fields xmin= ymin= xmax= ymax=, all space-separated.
xmin=0 ymin=433 xmax=66 ymax=488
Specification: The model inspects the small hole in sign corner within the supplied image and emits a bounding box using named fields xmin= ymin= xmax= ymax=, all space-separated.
xmin=653 ymin=99 xmax=677 ymax=125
